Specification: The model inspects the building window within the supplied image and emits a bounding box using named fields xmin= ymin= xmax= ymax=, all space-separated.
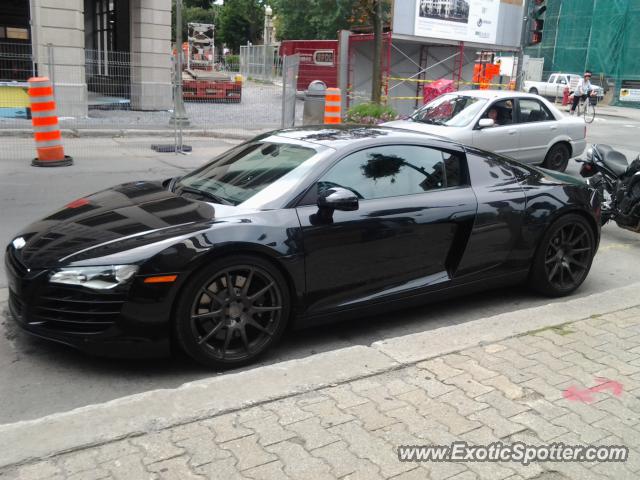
xmin=95 ymin=0 xmax=117 ymax=75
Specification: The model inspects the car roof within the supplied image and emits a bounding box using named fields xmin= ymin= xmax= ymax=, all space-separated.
xmin=273 ymin=125 xmax=458 ymax=149
xmin=449 ymin=90 xmax=540 ymax=100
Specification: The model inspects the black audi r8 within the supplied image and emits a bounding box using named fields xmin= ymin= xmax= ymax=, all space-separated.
xmin=6 ymin=126 xmax=601 ymax=368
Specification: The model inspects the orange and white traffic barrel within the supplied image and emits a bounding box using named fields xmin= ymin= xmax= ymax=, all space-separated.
xmin=324 ymin=87 xmax=342 ymax=124
xmin=27 ymin=77 xmax=73 ymax=167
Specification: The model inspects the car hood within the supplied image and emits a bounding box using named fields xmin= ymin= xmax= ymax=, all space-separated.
xmin=382 ymin=119 xmax=463 ymax=138
xmin=9 ymin=181 xmax=223 ymax=268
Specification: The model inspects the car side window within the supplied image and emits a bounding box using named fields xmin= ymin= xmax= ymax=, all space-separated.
xmin=548 ymin=75 xmax=556 ymax=83
xmin=556 ymin=76 xmax=567 ymax=84
xmin=481 ymin=99 xmax=514 ymax=127
xmin=317 ymin=145 xmax=466 ymax=201
xmin=517 ymin=99 xmax=554 ymax=123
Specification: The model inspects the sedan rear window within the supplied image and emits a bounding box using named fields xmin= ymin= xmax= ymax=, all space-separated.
xmin=175 ymin=142 xmax=318 ymax=206
xmin=411 ymin=94 xmax=488 ymax=127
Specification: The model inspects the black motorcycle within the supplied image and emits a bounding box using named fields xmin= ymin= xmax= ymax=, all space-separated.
xmin=578 ymin=144 xmax=640 ymax=231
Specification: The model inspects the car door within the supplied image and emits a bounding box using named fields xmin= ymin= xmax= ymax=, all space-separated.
xmin=514 ymin=98 xmax=558 ymax=164
xmin=555 ymin=75 xmax=568 ymax=98
xmin=472 ymin=98 xmax=521 ymax=159
xmin=295 ymin=143 xmax=477 ymax=316
xmin=545 ymin=75 xmax=557 ymax=96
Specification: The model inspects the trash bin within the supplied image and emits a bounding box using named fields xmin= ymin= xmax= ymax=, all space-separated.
xmin=303 ymin=80 xmax=327 ymax=126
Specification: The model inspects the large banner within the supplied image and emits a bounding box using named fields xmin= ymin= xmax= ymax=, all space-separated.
xmin=414 ymin=0 xmax=500 ymax=44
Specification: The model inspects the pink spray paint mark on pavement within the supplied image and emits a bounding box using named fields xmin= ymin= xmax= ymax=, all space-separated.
xmin=562 ymin=378 xmax=623 ymax=403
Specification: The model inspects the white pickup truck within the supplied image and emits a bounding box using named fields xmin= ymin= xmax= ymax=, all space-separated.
xmin=524 ymin=73 xmax=604 ymax=99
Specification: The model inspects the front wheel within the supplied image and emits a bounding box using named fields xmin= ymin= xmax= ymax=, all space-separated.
xmin=174 ymin=255 xmax=291 ymax=369
xmin=543 ymin=143 xmax=571 ymax=172
xmin=529 ymin=214 xmax=596 ymax=297
xmin=583 ymin=101 xmax=596 ymax=124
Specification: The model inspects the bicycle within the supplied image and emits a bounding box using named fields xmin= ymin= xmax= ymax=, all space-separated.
xmin=572 ymin=92 xmax=597 ymax=124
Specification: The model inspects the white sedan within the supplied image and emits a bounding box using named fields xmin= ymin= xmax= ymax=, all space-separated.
xmin=384 ymin=90 xmax=587 ymax=171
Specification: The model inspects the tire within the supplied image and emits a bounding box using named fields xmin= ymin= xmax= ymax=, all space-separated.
xmin=543 ymin=143 xmax=571 ymax=172
xmin=529 ymin=87 xmax=539 ymax=95
xmin=529 ymin=214 xmax=596 ymax=297
xmin=174 ymin=254 xmax=291 ymax=369
xmin=583 ymin=102 xmax=596 ymax=124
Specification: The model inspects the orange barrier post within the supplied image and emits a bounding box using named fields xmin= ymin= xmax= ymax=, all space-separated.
xmin=324 ymin=87 xmax=342 ymax=124
xmin=27 ymin=77 xmax=73 ymax=167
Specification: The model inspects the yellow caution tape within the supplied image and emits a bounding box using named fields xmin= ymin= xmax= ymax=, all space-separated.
xmin=387 ymin=76 xmax=513 ymax=88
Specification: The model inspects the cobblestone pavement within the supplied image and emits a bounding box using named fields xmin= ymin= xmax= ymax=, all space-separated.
xmin=4 ymin=307 xmax=640 ymax=480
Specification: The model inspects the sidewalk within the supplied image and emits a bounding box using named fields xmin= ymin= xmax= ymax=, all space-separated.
xmin=1 ymin=284 xmax=640 ymax=480
xmin=558 ymin=102 xmax=640 ymax=122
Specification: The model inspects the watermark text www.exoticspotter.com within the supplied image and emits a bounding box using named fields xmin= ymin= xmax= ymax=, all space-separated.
xmin=398 ymin=442 xmax=628 ymax=466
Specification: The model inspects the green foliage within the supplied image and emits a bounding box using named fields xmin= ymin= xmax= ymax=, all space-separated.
xmin=218 ymin=0 xmax=266 ymax=52
xmin=171 ymin=1 xmax=220 ymax=44
xmin=184 ymin=0 xmax=214 ymax=8
xmin=345 ymin=102 xmax=398 ymax=124
xmin=271 ymin=0 xmax=356 ymax=40
xmin=225 ymin=54 xmax=240 ymax=65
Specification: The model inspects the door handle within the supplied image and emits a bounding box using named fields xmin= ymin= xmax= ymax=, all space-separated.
xmin=550 ymin=126 xmax=558 ymax=130
xmin=508 ymin=129 xmax=517 ymax=135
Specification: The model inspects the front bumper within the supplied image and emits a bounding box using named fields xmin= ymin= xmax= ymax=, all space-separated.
xmin=5 ymin=249 xmax=173 ymax=358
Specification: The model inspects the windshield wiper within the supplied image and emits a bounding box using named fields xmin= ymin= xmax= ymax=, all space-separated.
xmin=415 ymin=117 xmax=444 ymax=125
xmin=178 ymin=185 xmax=234 ymax=206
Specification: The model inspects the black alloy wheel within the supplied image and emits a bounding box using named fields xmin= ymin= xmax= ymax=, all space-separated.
xmin=530 ymin=214 xmax=595 ymax=297
xmin=544 ymin=143 xmax=571 ymax=172
xmin=175 ymin=255 xmax=290 ymax=368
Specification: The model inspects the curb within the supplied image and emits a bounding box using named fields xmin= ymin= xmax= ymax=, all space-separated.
xmin=0 ymin=129 xmax=260 ymax=141
xmin=1 ymin=283 xmax=639 ymax=468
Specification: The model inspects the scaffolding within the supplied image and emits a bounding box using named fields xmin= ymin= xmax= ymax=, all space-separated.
xmin=525 ymin=0 xmax=640 ymax=107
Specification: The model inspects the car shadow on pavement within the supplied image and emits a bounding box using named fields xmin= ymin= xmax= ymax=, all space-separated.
xmin=4 ymin=283 xmax=540 ymax=377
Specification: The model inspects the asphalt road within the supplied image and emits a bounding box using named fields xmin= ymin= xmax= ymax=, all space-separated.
xmin=1 ymin=118 xmax=640 ymax=424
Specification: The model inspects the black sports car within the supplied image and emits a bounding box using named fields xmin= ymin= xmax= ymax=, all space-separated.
xmin=5 ymin=126 xmax=601 ymax=368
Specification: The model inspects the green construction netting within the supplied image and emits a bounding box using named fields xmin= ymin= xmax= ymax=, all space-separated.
xmin=525 ymin=0 xmax=640 ymax=107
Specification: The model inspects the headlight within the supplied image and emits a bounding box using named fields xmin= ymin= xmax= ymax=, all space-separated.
xmin=49 ymin=265 xmax=139 ymax=290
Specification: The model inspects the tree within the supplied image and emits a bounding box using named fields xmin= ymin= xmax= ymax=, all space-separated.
xmin=172 ymin=1 xmax=221 ymax=45
xmin=272 ymin=0 xmax=390 ymax=103
xmin=349 ymin=0 xmax=391 ymax=104
xmin=217 ymin=0 xmax=265 ymax=52
xmin=271 ymin=0 xmax=356 ymax=40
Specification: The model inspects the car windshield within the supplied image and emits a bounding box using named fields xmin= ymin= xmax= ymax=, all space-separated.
xmin=175 ymin=141 xmax=318 ymax=206
xmin=411 ymin=94 xmax=488 ymax=127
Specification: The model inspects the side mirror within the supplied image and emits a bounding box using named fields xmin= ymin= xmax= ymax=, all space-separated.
xmin=478 ymin=118 xmax=495 ymax=129
xmin=317 ymin=187 xmax=359 ymax=211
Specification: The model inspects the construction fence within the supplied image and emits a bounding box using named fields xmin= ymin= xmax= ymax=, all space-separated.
xmin=0 ymin=42 xmax=302 ymax=162
xmin=525 ymin=0 xmax=640 ymax=107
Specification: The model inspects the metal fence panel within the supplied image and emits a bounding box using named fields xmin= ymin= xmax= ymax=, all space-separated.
xmin=0 ymin=41 xmax=305 ymax=163
xmin=281 ymin=54 xmax=300 ymax=128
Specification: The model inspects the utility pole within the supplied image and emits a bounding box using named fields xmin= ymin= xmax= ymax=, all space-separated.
xmin=371 ymin=0 xmax=384 ymax=104
xmin=515 ymin=0 xmax=532 ymax=91
xmin=171 ymin=0 xmax=190 ymax=128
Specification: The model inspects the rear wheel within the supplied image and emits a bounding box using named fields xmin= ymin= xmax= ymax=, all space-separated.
xmin=529 ymin=214 xmax=595 ymax=297
xmin=175 ymin=255 xmax=290 ymax=369
xmin=529 ymin=87 xmax=539 ymax=95
xmin=543 ymin=143 xmax=571 ymax=172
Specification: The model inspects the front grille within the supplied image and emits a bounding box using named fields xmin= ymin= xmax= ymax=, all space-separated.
xmin=30 ymin=285 xmax=127 ymax=334
xmin=8 ymin=290 xmax=24 ymax=319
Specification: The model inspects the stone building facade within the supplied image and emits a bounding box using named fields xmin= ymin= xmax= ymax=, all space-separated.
xmin=1 ymin=0 xmax=173 ymax=115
